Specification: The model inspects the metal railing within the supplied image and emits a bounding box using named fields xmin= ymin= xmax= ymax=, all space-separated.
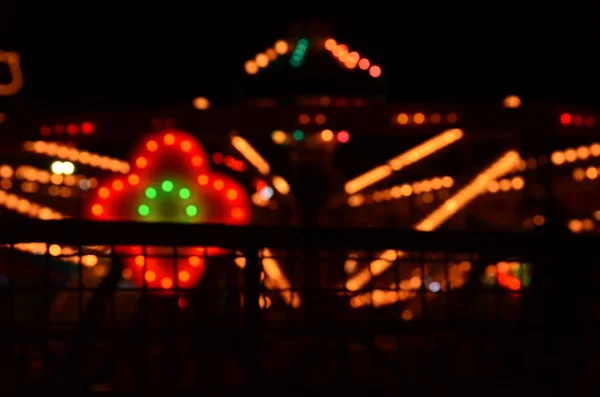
xmin=0 ymin=220 xmax=599 ymax=393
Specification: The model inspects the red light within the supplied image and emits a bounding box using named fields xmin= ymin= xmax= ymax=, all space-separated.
xmin=358 ymin=58 xmax=370 ymax=70
xmin=573 ymin=114 xmax=583 ymax=125
xmin=212 ymin=153 xmax=223 ymax=164
xmin=585 ymin=116 xmax=595 ymax=127
xmin=54 ymin=124 xmax=65 ymax=134
xmin=81 ymin=122 xmax=94 ymax=134
xmin=178 ymin=297 xmax=189 ymax=309
xmin=508 ymin=278 xmax=521 ymax=291
xmin=66 ymin=124 xmax=79 ymax=135
xmin=40 ymin=125 xmax=51 ymax=137
xmin=369 ymin=65 xmax=382 ymax=78
xmin=560 ymin=113 xmax=572 ymax=125
xmin=337 ymin=130 xmax=350 ymax=143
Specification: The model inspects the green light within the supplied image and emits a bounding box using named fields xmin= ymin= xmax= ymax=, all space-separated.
xmin=179 ymin=188 xmax=191 ymax=199
xmin=161 ymin=180 xmax=174 ymax=192
xmin=138 ymin=204 xmax=150 ymax=216
xmin=145 ymin=187 xmax=157 ymax=199
xmin=185 ymin=205 xmax=197 ymax=217
xmin=292 ymin=130 xmax=304 ymax=140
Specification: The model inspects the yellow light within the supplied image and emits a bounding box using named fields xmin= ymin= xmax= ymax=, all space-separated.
xmin=272 ymin=175 xmax=290 ymax=195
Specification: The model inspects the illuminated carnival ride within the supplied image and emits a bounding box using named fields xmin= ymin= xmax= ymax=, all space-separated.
xmin=0 ymin=31 xmax=599 ymax=322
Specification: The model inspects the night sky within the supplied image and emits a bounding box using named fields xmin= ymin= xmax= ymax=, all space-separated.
xmin=2 ymin=5 xmax=600 ymax=112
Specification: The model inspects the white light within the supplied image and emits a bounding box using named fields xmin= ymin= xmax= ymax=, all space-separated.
xmin=62 ymin=161 xmax=75 ymax=175
xmin=259 ymin=186 xmax=274 ymax=200
xmin=51 ymin=161 xmax=74 ymax=175
xmin=429 ymin=281 xmax=441 ymax=292
xmin=51 ymin=161 xmax=63 ymax=174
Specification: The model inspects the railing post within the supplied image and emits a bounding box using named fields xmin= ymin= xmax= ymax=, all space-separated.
xmin=243 ymin=247 xmax=261 ymax=388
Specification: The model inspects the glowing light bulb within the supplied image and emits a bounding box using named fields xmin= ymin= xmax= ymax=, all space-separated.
xmin=145 ymin=187 xmax=157 ymax=199
xmin=162 ymin=180 xmax=174 ymax=192
xmin=186 ymin=205 xmax=197 ymax=217
xmin=138 ymin=204 xmax=150 ymax=216
xmin=179 ymin=188 xmax=191 ymax=199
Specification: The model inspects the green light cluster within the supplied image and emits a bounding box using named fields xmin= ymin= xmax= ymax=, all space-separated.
xmin=138 ymin=179 xmax=198 ymax=219
xmin=290 ymin=38 xmax=309 ymax=67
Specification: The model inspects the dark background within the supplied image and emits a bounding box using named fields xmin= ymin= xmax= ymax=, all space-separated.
xmin=2 ymin=4 xmax=600 ymax=112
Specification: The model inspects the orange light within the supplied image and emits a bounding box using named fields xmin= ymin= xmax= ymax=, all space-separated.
xmin=324 ymin=38 xmax=336 ymax=51
xmin=197 ymin=174 xmax=209 ymax=185
xmin=397 ymin=113 xmax=409 ymax=125
xmin=245 ymin=60 xmax=258 ymax=75
xmin=321 ymin=129 xmax=334 ymax=142
xmin=213 ymin=179 xmax=224 ymax=190
xmin=146 ymin=140 xmax=158 ymax=152
xmin=112 ymin=180 xmax=124 ymax=191
xmin=135 ymin=156 xmax=147 ymax=168
xmin=178 ymin=271 xmax=190 ymax=282
xmin=348 ymin=52 xmax=360 ymax=63
xmin=191 ymin=155 xmax=203 ymax=167
xmin=358 ymin=58 xmax=370 ymax=70
xmin=231 ymin=208 xmax=245 ymax=220
xmin=447 ymin=113 xmax=458 ymax=123
xmin=128 ymin=174 xmax=140 ymax=186
xmin=560 ymin=113 xmax=572 ymax=125
xmin=413 ymin=113 xmax=425 ymax=124
xmin=164 ymin=133 xmax=175 ymax=145
xmin=145 ymin=271 xmax=156 ymax=282
xmin=161 ymin=277 xmax=173 ymax=289
xmin=369 ymin=65 xmax=381 ymax=78
xmin=91 ymin=204 xmax=103 ymax=216
xmin=189 ymin=256 xmax=201 ymax=267
xmin=135 ymin=255 xmax=145 ymax=266
xmin=226 ymin=189 xmax=238 ymax=200
xmin=315 ymin=114 xmax=326 ymax=124
xmin=192 ymin=97 xmax=210 ymax=110
xmin=98 ymin=187 xmax=110 ymax=199
xmin=180 ymin=140 xmax=192 ymax=152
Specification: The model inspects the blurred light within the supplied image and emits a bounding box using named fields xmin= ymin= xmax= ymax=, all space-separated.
xmin=560 ymin=113 xmax=572 ymax=125
xmin=259 ymin=186 xmax=274 ymax=200
xmin=51 ymin=161 xmax=74 ymax=175
xmin=321 ymin=129 xmax=334 ymax=142
xmin=245 ymin=60 xmax=258 ymax=75
xmin=292 ymin=130 xmax=304 ymax=141
xmin=81 ymin=122 xmax=94 ymax=134
xmin=369 ymin=65 xmax=381 ymax=78
xmin=429 ymin=281 xmax=441 ymax=292
xmin=193 ymin=97 xmax=210 ymax=110
xmin=274 ymin=40 xmax=288 ymax=54
xmin=337 ymin=131 xmax=350 ymax=143
xmin=255 ymin=53 xmax=269 ymax=68
xmin=358 ymin=58 xmax=370 ymax=70
xmin=397 ymin=113 xmax=409 ymax=125
xmin=271 ymin=130 xmax=287 ymax=145
xmin=503 ymin=95 xmax=521 ymax=108
xmin=324 ymin=38 xmax=336 ymax=51
xmin=413 ymin=113 xmax=425 ymax=124
xmin=290 ymin=39 xmax=309 ymax=67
